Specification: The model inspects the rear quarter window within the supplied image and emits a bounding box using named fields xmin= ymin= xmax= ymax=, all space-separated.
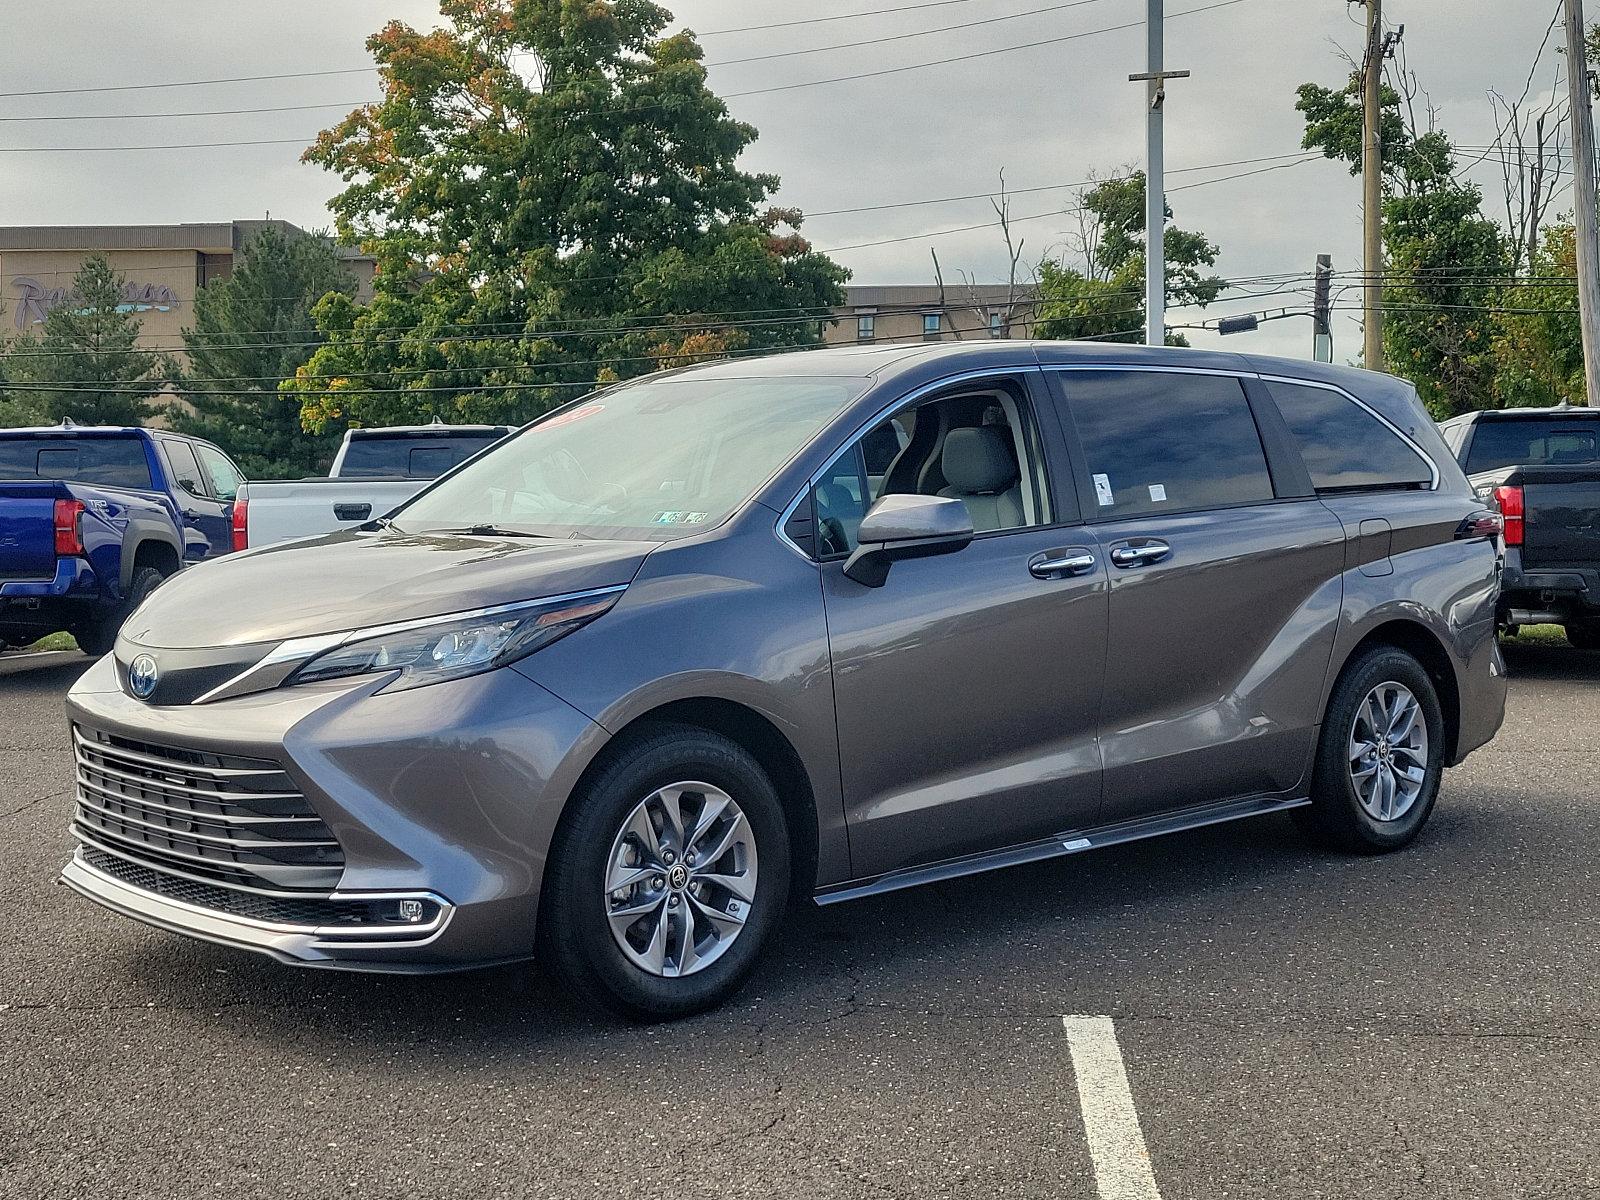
xmin=0 ymin=437 xmax=153 ymax=489
xmin=1267 ymin=380 xmax=1433 ymax=492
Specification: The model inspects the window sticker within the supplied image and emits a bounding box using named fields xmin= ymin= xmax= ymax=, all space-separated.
xmin=1148 ymin=484 xmax=1167 ymax=502
xmin=1092 ymin=473 xmax=1115 ymax=507
xmin=652 ymin=510 xmax=710 ymax=526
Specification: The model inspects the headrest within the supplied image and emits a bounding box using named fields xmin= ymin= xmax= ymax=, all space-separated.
xmin=942 ymin=426 xmax=1019 ymax=495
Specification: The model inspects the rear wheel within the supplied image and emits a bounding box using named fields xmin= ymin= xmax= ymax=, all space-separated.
xmin=1564 ymin=621 xmax=1600 ymax=651
xmin=539 ymin=723 xmax=790 ymax=1021
xmin=76 ymin=565 xmax=165 ymax=656
xmin=1299 ymin=647 xmax=1446 ymax=854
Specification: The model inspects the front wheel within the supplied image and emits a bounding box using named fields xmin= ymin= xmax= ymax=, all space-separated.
xmin=1299 ymin=647 xmax=1446 ymax=854
xmin=539 ymin=723 xmax=791 ymax=1021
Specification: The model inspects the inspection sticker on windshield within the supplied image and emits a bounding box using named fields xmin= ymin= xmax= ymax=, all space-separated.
xmin=1092 ymin=473 xmax=1115 ymax=507
xmin=653 ymin=511 xmax=709 ymax=526
xmin=1148 ymin=484 xmax=1167 ymax=503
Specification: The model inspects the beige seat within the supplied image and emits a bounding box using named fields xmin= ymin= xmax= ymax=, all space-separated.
xmin=937 ymin=426 xmax=1023 ymax=532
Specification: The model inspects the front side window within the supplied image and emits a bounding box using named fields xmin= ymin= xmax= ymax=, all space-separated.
xmin=1267 ymin=380 xmax=1432 ymax=492
xmin=397 ymin=376 xmax=866 ymax=541
xmin=195 ymin=444 xmax=244 ymax=501
xmin=812 ymin=384 xmax=1054 ymax=557
xmin=1063 ymin=370 xmax=1274 ymax=517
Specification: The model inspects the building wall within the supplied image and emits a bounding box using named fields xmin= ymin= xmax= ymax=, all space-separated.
xmin=822 ymin=286 xmax=1040 ymax=348
xmin=2 ymin=247 xmax=201 ymax=347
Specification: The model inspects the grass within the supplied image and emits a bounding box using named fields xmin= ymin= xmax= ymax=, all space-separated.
xmin=20 ymin=632 xmax=79 ymax=653
xmin=1504 ymin=623 xmax=1570 ymax=647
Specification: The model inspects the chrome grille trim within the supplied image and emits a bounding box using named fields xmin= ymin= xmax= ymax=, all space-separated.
xmin=70 ymin=724 xmax=345 ymax=897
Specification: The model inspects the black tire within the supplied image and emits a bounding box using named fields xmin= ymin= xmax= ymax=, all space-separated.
xmin=76 ymin=565 xmax=165 ymax=657
xmin=1299 ymin=646 xmax=1446 ymax=854
xmin=1564 ymin=621 xmax=1600 ymax=651
xmin=538 ymin=723 xmax=791 ymax=1022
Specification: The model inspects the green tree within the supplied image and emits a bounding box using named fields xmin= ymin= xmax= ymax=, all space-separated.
xmin=6 ymin=255 xmax=159 ymax=426
xmin=165 ymin=226 xmax=355 ymax=477
xmin=1299 ymin=78 xmax=1508 ymax=416
xmin=1033 ymin=172 xmax=1225 ymax=345
xmin=289 ymin=0 xmax=846 ymax=432
xmin=1494 ymin=223 xmax=1586 ymax=407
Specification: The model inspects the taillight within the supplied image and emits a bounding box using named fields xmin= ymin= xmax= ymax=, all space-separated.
xmin=230 ymin=498 xmax=249 ymax=552
xmin=53 ymin=498 xmax=86 ymax=557
xmin=1493 ymin=484 xmax=1524 ymax=546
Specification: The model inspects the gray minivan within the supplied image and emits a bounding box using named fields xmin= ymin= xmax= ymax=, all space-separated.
xmin=62 ymin=342 xmax=1507 ymax=1019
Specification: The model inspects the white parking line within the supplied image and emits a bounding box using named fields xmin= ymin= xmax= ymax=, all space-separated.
xmin=1062 ymin=1015 xmax=1163 ymax=1200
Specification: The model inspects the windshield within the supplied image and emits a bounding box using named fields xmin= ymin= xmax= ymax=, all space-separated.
xmin=1465 ymin=419 xmax=1600 ymax=473
xmin=394 ymin=374 xmax=866 ymax=539
xmin=0 ymin=436 xmax=153 ymax=489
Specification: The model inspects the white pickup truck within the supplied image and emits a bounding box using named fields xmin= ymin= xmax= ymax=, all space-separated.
xmin=231 ymin=421 xmax=511 ymax=548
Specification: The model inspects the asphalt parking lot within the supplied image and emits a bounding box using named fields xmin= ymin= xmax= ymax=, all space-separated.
xmin=1 ymin=645 xmax=1597 ymax=1200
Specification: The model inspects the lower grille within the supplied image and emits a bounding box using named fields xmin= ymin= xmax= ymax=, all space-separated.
xmin=71 ymin=724 xmax=344 ymax=895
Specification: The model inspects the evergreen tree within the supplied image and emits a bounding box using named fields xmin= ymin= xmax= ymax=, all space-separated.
xmin=165 ymin=227 xmax=355 ymax=477
xmin=7 ymin=256 xmax=159 ymax=426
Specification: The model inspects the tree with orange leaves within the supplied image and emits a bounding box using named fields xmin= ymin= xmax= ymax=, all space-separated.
xmin=287 ymin=0 xmax=846 ymax=432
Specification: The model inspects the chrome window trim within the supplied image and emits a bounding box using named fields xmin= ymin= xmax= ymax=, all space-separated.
xmin=773 ymin=365 xmax=1044 ymax=561
xmin=194 ymin=584 xmax=629 ymax=704
xmin=1046 ymin=363 xmax=1441 ymax=493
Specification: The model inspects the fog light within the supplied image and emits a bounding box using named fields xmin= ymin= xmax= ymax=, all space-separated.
xmin=396 ymin=899 xmax=426 ymax=923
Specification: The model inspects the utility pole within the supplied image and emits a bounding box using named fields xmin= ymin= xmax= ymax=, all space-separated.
xmin=1313 ymin=254 xmax=1334 ymax=363
xmin=1131 ymin=0 xmax=1188 ymax=347
xmin=1359 ymin=0 xmax=1386 ymax=371
xmin=1565 ymin=0 xmax=1600 ymax=406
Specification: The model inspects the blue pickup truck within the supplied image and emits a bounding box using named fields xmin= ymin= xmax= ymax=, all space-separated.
xmin=0 ymin=424 xmax=246 ymax=654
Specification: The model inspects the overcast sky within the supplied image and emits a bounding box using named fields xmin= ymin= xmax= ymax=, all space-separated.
xmin=0 ymin=0 xmax=1573 ymax=360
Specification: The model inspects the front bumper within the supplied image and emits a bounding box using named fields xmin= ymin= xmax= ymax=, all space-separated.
xmin=62 ymin=653 xmax=607 ymax=972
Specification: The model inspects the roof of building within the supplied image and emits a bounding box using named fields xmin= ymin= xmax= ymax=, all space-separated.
xmin=0 ymin=220 xmax=372 ymax=261
xmin=842 ymin=284 xmax=1037 ymax=309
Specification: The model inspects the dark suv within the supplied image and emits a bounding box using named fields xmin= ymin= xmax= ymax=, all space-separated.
xmin=63 ymin=343 xmax=1507 ymax=1019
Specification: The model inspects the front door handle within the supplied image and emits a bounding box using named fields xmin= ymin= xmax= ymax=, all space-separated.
xmin=1109 ymin=539 xmax=1171 ymax=568
xmin=1029 ymin=549 xmax=1097 ymax=579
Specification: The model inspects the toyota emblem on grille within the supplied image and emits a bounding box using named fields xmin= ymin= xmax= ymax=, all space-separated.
xmin=128 ymin=654 xmax=159 ymax=700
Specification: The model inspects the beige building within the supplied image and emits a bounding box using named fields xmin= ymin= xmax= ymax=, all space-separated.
xmin=824 ymin=284 xmax=1040 ymax=347
xmin=0 ymin=220 xmax=375 ymax=352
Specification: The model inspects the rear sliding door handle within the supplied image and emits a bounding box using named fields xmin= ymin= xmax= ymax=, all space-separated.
xmin=1029 ymin=549 xmax=1097 ymax=579
xmin=1109 ymin=540 xmax=1171 ymax=568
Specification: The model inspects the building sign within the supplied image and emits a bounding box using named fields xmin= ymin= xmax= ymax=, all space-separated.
xmin=11 ymin=276 xmax=181 ymax=329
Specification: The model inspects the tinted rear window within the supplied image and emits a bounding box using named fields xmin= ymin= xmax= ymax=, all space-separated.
xmin=0 ymin=437 xmax=153 ymax=488
xmin=1268 ymin=380 xmax=1432 ymax=491
xmin=1061 ymin=370 xmax=1275 ymax=516
xmin=1464 ymin=419 xmax=1600 ymax=473
xmin=339 ymin=436 xmax=504 ymax=479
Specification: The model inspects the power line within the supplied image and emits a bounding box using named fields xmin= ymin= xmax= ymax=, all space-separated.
xmin=0 ymin=0 xmax=1252 ymax=150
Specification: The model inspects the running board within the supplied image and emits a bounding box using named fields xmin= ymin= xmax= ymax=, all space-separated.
xmin=814 ymin=794 xmax=1310 ymax=906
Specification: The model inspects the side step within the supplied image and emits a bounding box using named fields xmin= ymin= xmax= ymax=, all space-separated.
xmin=814 ymin=794 xmax=1310 ymax=906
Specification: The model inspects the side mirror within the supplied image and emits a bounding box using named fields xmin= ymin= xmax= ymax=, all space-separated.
xmin=843 ymin=494 xmax=974 ymax=587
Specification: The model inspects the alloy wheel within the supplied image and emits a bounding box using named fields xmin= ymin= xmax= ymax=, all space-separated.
xmin=603 ymin=781 xmax=758 ymax=978
xmin=1348 ymin=681 xmax=1429 ymax=822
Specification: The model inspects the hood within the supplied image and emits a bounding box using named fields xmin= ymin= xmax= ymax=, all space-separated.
xmin=121 ymin=528 xmax=656 ymax=650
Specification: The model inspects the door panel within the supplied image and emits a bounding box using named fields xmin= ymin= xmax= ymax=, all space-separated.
xmin=1089 ymin=501 xmax=1346 ymax=822
xmin=823 ymin=530 xmax=1108 ymax=876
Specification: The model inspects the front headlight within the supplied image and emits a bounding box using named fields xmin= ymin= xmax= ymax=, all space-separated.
xmin=286 ymin=588 xmax=623 ymax=693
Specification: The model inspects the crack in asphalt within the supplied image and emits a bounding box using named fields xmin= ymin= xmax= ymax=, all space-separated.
xmin=0 ymin=788 xmax=68 ymax=820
